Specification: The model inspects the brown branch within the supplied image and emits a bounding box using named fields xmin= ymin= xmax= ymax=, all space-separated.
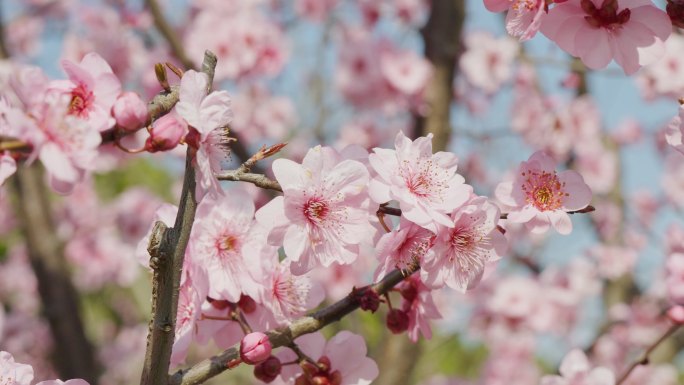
xmin=139 ymin=51 xmax=216 ymax=385
xmin=169 ymin=265 xmax=419 ymax=385
xmin=11 ymin=164 xmax=100 ymax=383
xmin=616 ymin=323 xmax=682 ymax=384
xmin=144 ymin=0 xmax=194 ymax=69
xmin=412 ymin=0 xmax=465 ymax=150
xmin=377 ymin=205 xmax=596 ymax=219
xmin=216 ymin=171 xmax=282 ymax=192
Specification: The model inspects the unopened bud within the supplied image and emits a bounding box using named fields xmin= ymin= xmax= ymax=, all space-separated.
xmin=357 ymin=288 xmax=380 ymax=313
xmin=386 ymin=308 xmax=409 ymax=334
xmin=240 ymin=332 xmax=272 ymax=365
xmin=112 ymin=91 xmax=149 ymax=132
xmin=254 ymin=356 xmax=282 ymax=383
xmin=667 ymin=305 xmax=684 ymax=324
xmin=144 ymin=113 xmax=187 ymax=152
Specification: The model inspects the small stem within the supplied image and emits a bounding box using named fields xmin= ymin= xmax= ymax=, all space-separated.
xmin=616 ymin=323 xmax=682 ymax=385
xmin=114 ymin=138 xmax=147 ymax=154
xmin=231 ymin=309 xmax=253 ymax=334
xmin=377 ymin=210 xmax=391 ymax=233
xmin=201 ymin=314 xmax=232 ymax=322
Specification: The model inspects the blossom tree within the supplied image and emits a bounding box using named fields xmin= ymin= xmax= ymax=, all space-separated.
xmin=1 ymin=1 xmax=684 ymax=385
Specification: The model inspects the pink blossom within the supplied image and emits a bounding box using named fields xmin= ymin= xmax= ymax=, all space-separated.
xmin=460 ymin=31 xmax=519 ymax=93
xmin=666 ymin=105 xmax=684 ymax=155
xmin=171 ymin=271 xmax=208 ymax=367
xmin=374 ymin=218 xmax=434 ymax=281
xmin=49 ymin=52 xmax=122 ymax=131
xmin=144 ymin=112 xmax=187 ymax=153
xmin=398 ymin=275 xmax=441 ymax=342
xmin=187 ymin=191 xmax=259 ymax=302
xmin=369 ymin=131 xmax=472 ymax=232
xmin=379 ymin=47 xmax=432 ymax=96
xmin=540 ymin=349 xmax=615 ymax=385
xmin=0 ymin=351 xmax=34 ymax=385
xmin=637 ymin=34 xmax=684 ymax=99
xmin=278 ymin=331 xmax=378 ymax=385
xmin=540 ymin=0 xmax=672 ymax=75
xmin=295 ymin=0 xmax=339 ymax=21
xmin=262 ymin=261 xmax=324 ymax=322
xmin=36 ymin=380 xmax=90 ymax=385
xmin=662 ymin=154 xmax=684 ymax=208
xmin=495 ymin=151 xmax=592 ymax=235
xmin=666 ymin=252 xmax=684 ymax=304
xmin=421 ymin=196 xmax=507 ymax=292
xmin=240 ymin=332 xmax=272 ymax=365
xmin=112 ymin=91 xmax=148 ymax=132
xmin=0 ymin=153 xmax=17 ymax=187
xmin=256 ymin=146 xmax=373 ymax=275
xmin=667 ymin=305 xmax=684 ymax=324
xmin=485 ymin=0 xmax=547 ymax=41
xmin=175 ymin=69 xmax=233 ymax=200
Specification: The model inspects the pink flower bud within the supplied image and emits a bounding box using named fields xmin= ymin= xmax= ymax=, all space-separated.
xmin=240 ymin=332 xmax=272 ymax=365
xmin=144 ymin=113 xmax=187 ymax=153
xmin=667 ymin=305 xmax=684 ymax=324
xmin=112 ymin=91 xmax=149 ymax=131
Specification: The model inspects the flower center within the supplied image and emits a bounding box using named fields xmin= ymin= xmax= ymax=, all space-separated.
xmin=218 ymin=234 xmax=238 ymax=253
xmin=581 ymin=0 xmax=631 ymax=30
xmin=401 ymin=158 xmax=448 ymax=200
xmin=68 ymin=84 xmax=94 ymax=118
xmin=521 ymin=169 xmax=566 ymax=211
xmin=303 ymin=198 xmax=330 ymax=224
xmin=448 ymin=225 xmax=491 ymax=273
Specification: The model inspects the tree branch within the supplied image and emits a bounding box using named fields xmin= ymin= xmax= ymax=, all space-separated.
xmin=616 ymin=323 xmax=682 ymax=385
xmin=11 ymin=164 xmax=100 ymax=383
xmin=413 ymin=0 xmax=465 ymax=151
xmin=139 ymin=51 xmax=216 ymax=385
xmin=169 ymin=265 xmax=419 ymax=385
xmin=216 ymin=171 xmax=282 ymax=192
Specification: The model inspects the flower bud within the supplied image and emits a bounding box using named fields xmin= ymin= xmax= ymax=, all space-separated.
xmin=667 ymin=305 xmax=684 ymax=324
xmin=238 ymin=295 xmax=257 ymax=314
xmin=254 ymin=356 xmax=282 ymax=383
xmin=386 ymin=308 xmax=409 ymax=334
xmin=112 ymin=91 xmax=149 ymax=132
xmin=144 ymin=112 xmax=187 ymax=153
xmin=356 ymin=288 xmax=380 ymax=313
xmin=240 ymin=332 xmax=272 ymax=365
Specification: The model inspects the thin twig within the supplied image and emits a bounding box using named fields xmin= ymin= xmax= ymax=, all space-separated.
xmin=169 ymin=264 xmax=420 ymax=385
xmin=616 ymin=323 xmax=682 ymax=384
xmin=144 ymin=0 xmax=194 ymax=69
xmin=216 ymin=171 xmax=282 ymax=192
xmin=377 ymin=204 xmax=596 ymax=220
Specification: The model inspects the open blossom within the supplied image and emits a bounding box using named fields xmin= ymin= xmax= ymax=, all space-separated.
xmin=48 ymin=52 xmax=121 ymax=131
xmin=421 ymin=196 xmax=507 ymax=292
xmin=495 ymin=151 xmax=592 ymax=235
xmin=484 ymin=0 xmax=546 ymax=41
xmin=278 ymin=332 xmax=378 ymax=385
xmin=175 ymin=69 xmax=233 ymax=200
xmin=369 ymin=131 xmax=472 ymax=233
xmin=0 ymin=351 xmax=33 ymax=385
xmin=256 ymin=146 xmax=373 ymax=275
xmin=263 ymin=261 xmax=324 ymax=322
xmin=374 ymin=218 xmax=434 ymax=281
xmin=540 ymin=349 xmax=615 ymax=385
xmin=398 ymin=275 xmax=441 ymax=342
xmin=187 ymin=191 xmax=259 ymax=302
xmin=460 ymin=31 xmax=519 ymax=93
xmin=666 ymin=105 xmax=684 ymax=155
xmin=540 ymin=0 xmax=672 ymax=75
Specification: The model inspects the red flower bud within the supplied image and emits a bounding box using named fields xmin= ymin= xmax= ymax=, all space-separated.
xmin=254 ymin=356 xmax=281 ymax=383
xmin=386 ymin=308 xmax=409 ymax=334
xmin=240 ymin=332 xmax=272 ymax=365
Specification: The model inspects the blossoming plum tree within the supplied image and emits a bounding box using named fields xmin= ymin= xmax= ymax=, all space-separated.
xmin=1 ymin=1 xmax=684 ymax=385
